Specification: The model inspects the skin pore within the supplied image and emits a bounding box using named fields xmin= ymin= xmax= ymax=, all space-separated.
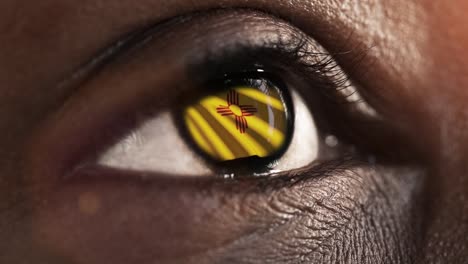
xmin=0 ymin=0 xmax=468 ymax=263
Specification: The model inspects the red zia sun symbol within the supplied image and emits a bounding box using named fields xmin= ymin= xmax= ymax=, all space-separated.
xmin=216 ymin=89 xmax=257 ymax=134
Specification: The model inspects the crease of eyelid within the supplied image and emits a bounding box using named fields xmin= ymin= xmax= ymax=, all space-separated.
xmin=53 ymin=10 xmax=378 ymax=124
xmin=53 ymin=32 xmax=144 ymax=109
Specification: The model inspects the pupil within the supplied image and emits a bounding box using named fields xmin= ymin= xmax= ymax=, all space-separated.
xmin=182 ymin=78 xmax=293 ymax=164
xmin=228 ymin=104 xmax=242 ymax=116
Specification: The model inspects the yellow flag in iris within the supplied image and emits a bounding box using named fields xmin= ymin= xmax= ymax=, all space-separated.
xmin=183 ymin=83 xmax=291 ymax=162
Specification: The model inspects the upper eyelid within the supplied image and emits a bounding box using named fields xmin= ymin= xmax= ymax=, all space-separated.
xmin=56 ymin=11 xmax=308 ymax=105
xmin=53 ymin=8 xmax=378 ymax=127
xmin=60 ymin=9 xmax=310 ymax=84
xmin=57 ymin=9 xmax=361 ymax=102
xmin=58 ymin=10 xmax=378 ymax=130
xmin=72 ymin=10 xmax=380 ymax=140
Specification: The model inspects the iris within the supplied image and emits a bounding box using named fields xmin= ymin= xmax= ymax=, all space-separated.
xmin=183 ymin=77 xmax=293 ymax=163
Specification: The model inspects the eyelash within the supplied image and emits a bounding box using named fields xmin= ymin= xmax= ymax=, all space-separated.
xmin=182 ymin=41 xmax=372 ymax=143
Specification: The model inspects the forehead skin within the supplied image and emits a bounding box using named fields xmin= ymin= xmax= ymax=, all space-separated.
xmin=0 ymin=0 xmax=467 ymax=263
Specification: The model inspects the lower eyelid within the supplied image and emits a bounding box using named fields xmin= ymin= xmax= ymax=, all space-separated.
xmin=33 ymin=158 xmax=405 ymax=262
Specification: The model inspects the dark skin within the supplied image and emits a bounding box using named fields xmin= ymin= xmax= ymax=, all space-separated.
xmin=1 ymin=0 xmax=467 ymax=263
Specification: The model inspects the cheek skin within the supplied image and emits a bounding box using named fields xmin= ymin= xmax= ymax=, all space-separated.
xmin=32 ymin=166 xmax=422 ymax=264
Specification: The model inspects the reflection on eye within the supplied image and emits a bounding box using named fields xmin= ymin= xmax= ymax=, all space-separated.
xmin=98 ymin=73 xmax=318 ymax=177
xmin=182 ymin=78 xmax=292 ymax=163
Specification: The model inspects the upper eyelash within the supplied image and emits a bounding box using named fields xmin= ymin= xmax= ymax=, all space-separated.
xmin=274 ymin=34 xmax=379 ymax=118
xmin=66 ymin=8 xmax=378 ymax=142
xmin=58 ymin=8 xmax=375 ymax=121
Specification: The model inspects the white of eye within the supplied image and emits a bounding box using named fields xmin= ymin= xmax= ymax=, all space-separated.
xmin=98 ymin=112 xmax=212 ymax=176
xmin=97 ymin=90 xmax=318 ymax=177
xmin=269 ymin=91 xmax=318 ymax=173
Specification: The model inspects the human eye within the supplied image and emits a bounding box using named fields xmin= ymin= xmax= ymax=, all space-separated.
xmin=32 ymin=10 xmax=398 ymax=181
xmin=97 ymin=72 xmax=320 ymax=177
